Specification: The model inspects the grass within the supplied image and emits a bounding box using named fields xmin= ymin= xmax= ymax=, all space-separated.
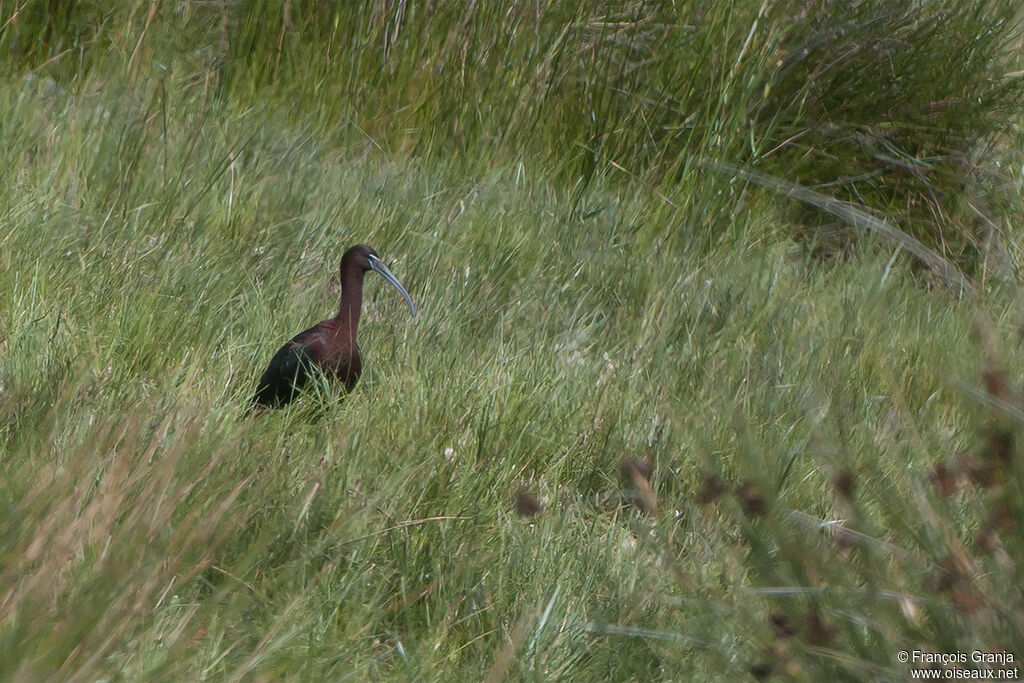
xmin=2 ymin=1 xmax=1024 ymax=680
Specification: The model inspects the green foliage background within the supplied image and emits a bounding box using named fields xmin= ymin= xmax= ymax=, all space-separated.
xmin=2 ymin=1 xmax=1024 ymax=679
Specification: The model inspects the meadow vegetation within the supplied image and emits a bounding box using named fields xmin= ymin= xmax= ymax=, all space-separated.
xmin=2 ymin=1 xmax=1024 ymax=679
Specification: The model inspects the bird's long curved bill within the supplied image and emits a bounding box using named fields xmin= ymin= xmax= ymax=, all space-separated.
xmin=368 ymin=255 xmax=416 ymax=316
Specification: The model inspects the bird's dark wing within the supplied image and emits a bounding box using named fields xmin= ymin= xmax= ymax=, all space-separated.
xmin=252 ymin=342 xmax=311 ymax=408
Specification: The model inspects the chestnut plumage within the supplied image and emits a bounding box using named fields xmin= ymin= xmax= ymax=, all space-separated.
xmin=252 ymin=244 xmax=414 ymax=408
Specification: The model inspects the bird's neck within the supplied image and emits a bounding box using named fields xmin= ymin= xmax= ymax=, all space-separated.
xmin=332 ymin=267 xmax=365 ymax=334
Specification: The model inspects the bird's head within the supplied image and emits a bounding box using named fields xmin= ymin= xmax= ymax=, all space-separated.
xmin=342 ymin=244 xmax=416 ymax=316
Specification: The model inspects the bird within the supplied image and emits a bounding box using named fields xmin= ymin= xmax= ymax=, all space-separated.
xmin=251 ymin=244 xmax=415 ymax=409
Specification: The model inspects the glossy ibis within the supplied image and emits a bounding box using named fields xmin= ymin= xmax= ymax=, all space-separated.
xmin=252 ymin=244 xmax=415 ymax=408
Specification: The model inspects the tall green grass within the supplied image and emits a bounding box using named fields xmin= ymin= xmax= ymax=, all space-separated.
xmin=2 ymin=1 xmax=1024 ymax=679
xmin=9 ymin=1 xmax=1021 ymax=263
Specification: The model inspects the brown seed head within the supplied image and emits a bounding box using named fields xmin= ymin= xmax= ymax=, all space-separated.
xmin=834 ymin=532 xmax=855 ymax=563
xmin=514 ymin=489 xmax=543 ymax=518
xmin=929 ymin=462 xmax=957 ymax=497
xmin=618 ymin=457 xmax=652 ymax=482
xmin=990 ymin=500 xmax=1016 ymax=533
xmin=952 ymin=587 xmax=984 ymax=616
xmin=984 ymin=428 xmax=1014 ymax=467
xmin=619 ymin=457 xmax=656 ymax=516
xmin=768 ymin=613 xmax=796 ymax=638
xmin=803 ymin=611 xmax=838 ymax=646
xmin=975 ymin=527 xmax=997 ymax=554
xmin=958 ymin=452 xmax=999 ymax=489
xmin=832 ymin=469 xmax=856 ymax=500
xmin=982 ymin=369 xmax=1012 ymax=403
xmin=736 ymin=481 xmax=770 ymax=518
xmin=696 ymin=473 xmax=728 ymax=505
xmin=928 ymin=555 xmax=970 ymax=594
